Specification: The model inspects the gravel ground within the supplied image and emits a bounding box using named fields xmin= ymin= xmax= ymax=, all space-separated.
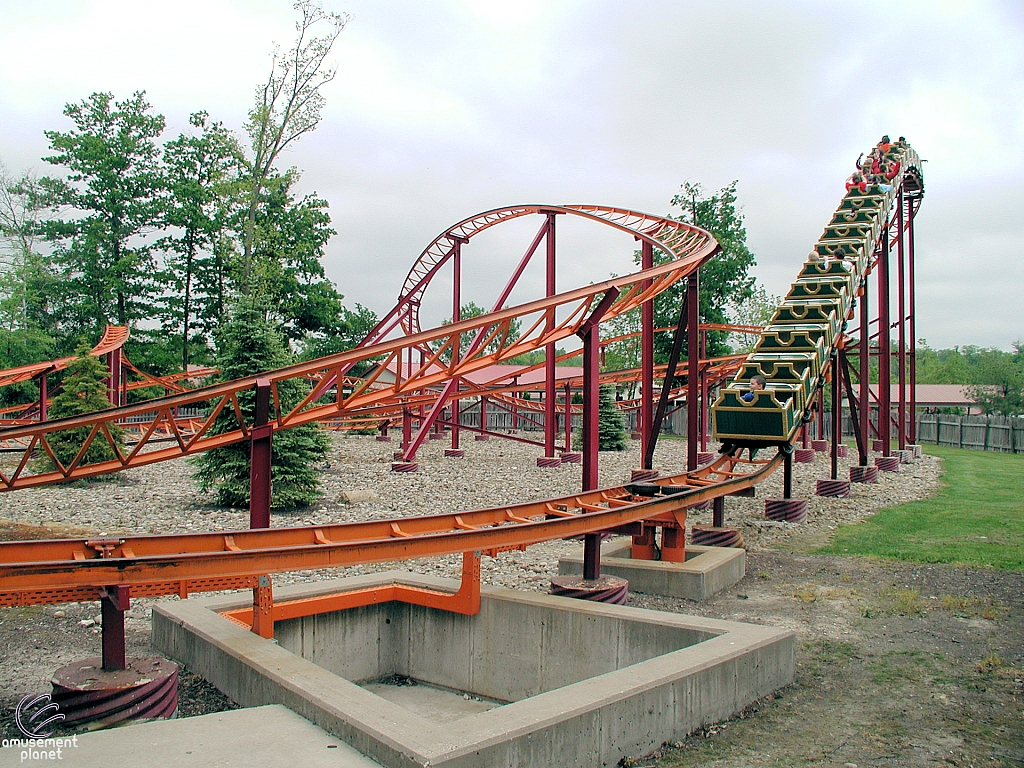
xmin=0 ymin=434 xmax=939 ymax=591
xmin=0 ymin=433 xmax=950 ymax=750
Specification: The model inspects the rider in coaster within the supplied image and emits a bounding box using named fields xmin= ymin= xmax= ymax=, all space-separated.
xmin=741 ymin=374 xmax=766 ymax=402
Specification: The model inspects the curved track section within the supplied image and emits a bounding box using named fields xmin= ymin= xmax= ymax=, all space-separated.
xmin=0 ymin=206 xmax=717 ymax=490
xmin=0 ymin=452 xmax=778 ymax=604
xmin=0 ymin=325 xmax=129 ymax=391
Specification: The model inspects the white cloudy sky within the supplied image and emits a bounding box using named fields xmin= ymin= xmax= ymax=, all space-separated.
xmin=1 ymin=0 xmax=1022 ymax=350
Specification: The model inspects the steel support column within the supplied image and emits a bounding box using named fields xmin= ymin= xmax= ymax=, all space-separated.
xmin=577 ymin=289 xmax=620 ymax=581
xmin=249 ymin=378 xmax=273 ymax=530
xmin=858 ymin=280 xmax=870 ymax=466
xmin=38 ymin=371 xmax=47 ymax=422
xmin=896 ymin=190 xmax=907 ymax=450
xmin=878 ymin=224 xmax=892 ymax=456
xmin=451 ymin=238 xmax=463 ymax=451
xmin=640 ymin=240 xmax=654 ymax=468
xmin=908 ymin=196 xmax=918 ymax=444
xmin=831 ymin=351 xmax=840 ymax=480
xmin=544 ymin=213 xmax=558 ymax=460
xmin=686 ymin=272 xmax=700 ymax=471
xmin=101 ymin=585 xmax=130 ymax=671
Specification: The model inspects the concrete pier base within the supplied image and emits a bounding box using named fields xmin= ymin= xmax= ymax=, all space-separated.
xmin=558 ymin=541 xmax=745 ymax=601
xmin=154 ymin=571 xmax=793 ymax=768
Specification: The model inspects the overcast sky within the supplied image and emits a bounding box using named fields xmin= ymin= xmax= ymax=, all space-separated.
xmin=1 ymin=0 xmax=1022 ymax=350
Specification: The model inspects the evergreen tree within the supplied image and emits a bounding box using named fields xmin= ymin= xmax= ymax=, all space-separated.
xmin=191 ymin=300 xmax=331 ymax=509
xmin=36 ymin=346 xmax=124 ymax=473
xmin=598 ymin=384 xmax=628 ymax=451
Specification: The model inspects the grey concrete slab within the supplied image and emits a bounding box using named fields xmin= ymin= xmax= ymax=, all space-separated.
xmin=558 ymin=542 xmax=746 ymax=600
xmin=0 ymin=705 xmax=382 ymax=768
xmin=153 ymin=570 xmax=795 ymax=768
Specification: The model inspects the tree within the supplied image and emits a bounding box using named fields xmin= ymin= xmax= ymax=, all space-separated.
xmin=641 ymin=181 xmax=757 ymax=361
xmin=248 ymin=170 xmax=341 ymax=341
xmin=0 ymin=162 xmax=58 ymax=401
xmin=600 ymin=305 xmax=642 ymax=396
xmin=239 ymin=0 xmax=349 ymax=291
xmin=432 ymin=301 xmax=523 ymax=363
xmin=157 ymin=111 xmax=244 ymax=370
xmin=300 ymin=302 xmax=378 ymax=361
xmin=191 ymin=300 xmax=331 ymax=509
xmin=598 ymin=383 xmax=628 ymax=451
xmin=968 ymin=343 xmax=1024 ymax=415
xmin=40 ymin=91 xmax=166 ymax=340
xmin=35 ymin=346 xmax=124 ymax=474
xmin=725 ymin=283 xmax=781 ymax=352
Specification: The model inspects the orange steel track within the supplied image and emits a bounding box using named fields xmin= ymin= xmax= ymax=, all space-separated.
xmin=0 ymin=205 xmax=718 ymax=490
xmin=0 ymin=452 xmax=779 ymax=607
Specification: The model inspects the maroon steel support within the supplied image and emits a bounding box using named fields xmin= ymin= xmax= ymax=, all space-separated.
xmin=817 ymin=387 xmax=825 ymax=441
xmin=544 ymin=213 xmax=558 ymax=460
xmin=38 ymin=371 xmax=47 ymax=422
xmin=577 ymin=288 xmax=620 ymax=581
xmin=249 ymin=378 xmax=273 ymax=530
xmin=106 ymin=347 xmax=123 ymax=407
xmin=712 ymin=496 xmax=725 ymax=528
xmin=878 ymin=222 xmax=892 ymax=457
xmin=831 ymin=352 xmax=840 ymax=480
xmin=640 ymin=240 xmax=654 ymax=467
xmin=842 ymin=334 xmax=867 ymax=463
xmin=101 ymin=585 xmax=130 ymax=671
xmin=563 ymin=383 xmax=572 ymax=451
xmin=783 ymin=450 xmax=794 ymax=500
xmin=403 ymin=218 xmax=551 ymax=461
xmin=896 ymin=190 xmax=907 ymax=450
xmin=699 ymin=330 xmax=708 ymax=452
xmin=686 ymin=272 xmax=700 ymax=471
xmin=479 ymin=396 xmax=488 ymax=437
xmin=451 ymin=238 xmax=463 ymax=451
xmin=908 ymin=194 xmax=918 ymax=444
xmin=858 ymin=280 xmax=870 ymax=466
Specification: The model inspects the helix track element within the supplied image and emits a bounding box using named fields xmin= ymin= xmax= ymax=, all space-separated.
xmin=0 ymin=206 xmax=716 ymax=491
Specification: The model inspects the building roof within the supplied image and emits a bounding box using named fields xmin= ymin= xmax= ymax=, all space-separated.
xmin=868 ymin=384 xmax=979 ymax=406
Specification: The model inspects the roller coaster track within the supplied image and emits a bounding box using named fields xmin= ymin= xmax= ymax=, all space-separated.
xmin=0 ymin=452 xmax=777 ymax=604
xmin=712 ymin=141 xmax=924 ymax=445
xmin=0 ymin=145 xmax=925 ymax=615
xmin=0 ymin=205 xmax=716 ymax=490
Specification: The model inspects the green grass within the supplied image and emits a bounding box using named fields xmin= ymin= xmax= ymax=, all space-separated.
xmin=817 ymin=445 xmax=1024 ymax=570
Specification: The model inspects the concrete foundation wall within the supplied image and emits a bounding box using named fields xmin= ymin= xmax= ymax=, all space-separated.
xmin=274 ymin=588 xmax=710 ymax=702
xmin=154 ymin=571 xmax=795 ymax=768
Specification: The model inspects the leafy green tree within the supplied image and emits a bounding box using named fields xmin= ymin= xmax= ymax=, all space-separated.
xmin=0 ymin=162 xmax=58 ymax=403
xmin=300 ymin=302 xmax=378 ymax=360
xmin=598 ymin=383 xmax=627 ymax=451
xmin=432 ymin=301 xmax=524 ymax=363
xmin=725 ymin=284 xmax=781 ymax=352
xmin=968 ymin=343 xmax=1024 ymax=415
xmin=248 ymin=171 xmax=340 ymax=341
xmin=36 ymin=346 xmax=124 ymax=474
xmin=641 ymin=181 xmax=756 ymax=362
xmin=914 ymin=340 xmax=973 ymax=384
xmin=39 ymin=91 xmax=166 ymax=340
xmin=239 ymin=0 xmax=349 ymax=291
xmin=192 ymin=300 xmax=331 ymax=509
xmin=600 ymin=305 xmax=642 ymax=397
xmin=157 ymin=111 xmax=244 ymax=370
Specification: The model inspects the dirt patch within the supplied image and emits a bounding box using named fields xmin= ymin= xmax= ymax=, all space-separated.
xmin=629 ymin=554 xmax=1024 ymax=768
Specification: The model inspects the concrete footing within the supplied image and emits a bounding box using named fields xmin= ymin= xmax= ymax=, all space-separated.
xmin=154 ymin=572 xmax=793 ymax=768
xmin=558 ymin=541 xmax=745 ymax=601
